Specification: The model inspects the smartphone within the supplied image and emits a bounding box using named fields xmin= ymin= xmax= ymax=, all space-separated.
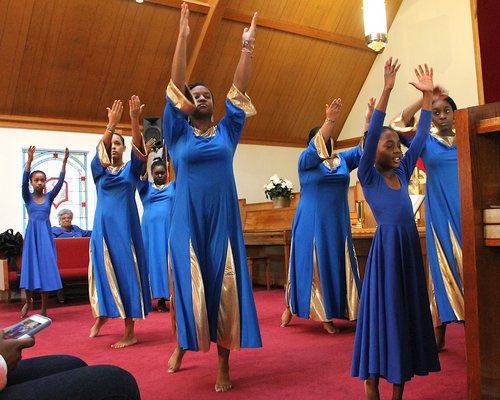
xmin=3 ymin=314 xmax=52 ymax=340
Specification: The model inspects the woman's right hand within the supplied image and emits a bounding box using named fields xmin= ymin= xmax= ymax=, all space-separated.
xmin=325 ymin=98 xmax=342 ymax=123
xmin=364 ymin=97 xmax=376 ymax=124
xmin=179 ymin=3 xmax=190 ymax=39
xmin=106 ymin=100 xmax=123 ymax=129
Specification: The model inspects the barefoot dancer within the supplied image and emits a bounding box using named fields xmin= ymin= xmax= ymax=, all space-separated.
xmin=281 ymin=98 xmax=366 ymax=334
xmin=20 ymin=146 xmax=69 ymax=318
xmin=351 ymin=59 xmax=440 ymax=400
xmin=391 ymin=88 xmax=463 ymax=351
xmin=163 ymin=3 xmax=261 ymax=392
xmin=88 ymin=96 xmax=152 ymax=348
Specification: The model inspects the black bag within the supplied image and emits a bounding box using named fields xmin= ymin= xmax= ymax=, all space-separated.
xmin=0 ymin=229 xmax=23 ymax=273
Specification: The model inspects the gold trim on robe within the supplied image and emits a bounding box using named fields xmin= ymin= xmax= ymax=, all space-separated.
xmin=227 ymin=84 xmax=257 ymax=117
xmin=313 ymin=131 xmax=341 ymax=170
xmin=431 ymin=224 xmax=465 ymax=321
xmin=189 ymin=240 xmax=211 ymax=352
xmin=166 ymin=80 xmax=196 ymax=114
xmin=88 ymin=245 xmax=99 ymax=318
xmin=97 ymin=139 xmax=126 ymax=174
xmin=309 ymin=241 xmax=328 ymax=322
xmin=425 ymin=259 xmax=441 ymax=327
xmin=344 ymin=238 xmax=360 ymax=320
xmin=217 ymin=239 xmax=241 ymax=351
xmin=130 ymin=241 xmax=146 ymax=320
xmin=284 ymin=241 xmax=293 ymax=307
xmin=449 ymin=222 xmax=463 ymax=286
xmin=131 ymin=138 xmax=147 ymax=163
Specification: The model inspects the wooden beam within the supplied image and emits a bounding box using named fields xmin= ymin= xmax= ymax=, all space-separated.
xmin=334 ymin=136 xmax=362 ymax=149
xmin=145 ymin=0 xmax=210 ymax=14
xmin=469 ymin=0 xmax=485 ymax=105
xmin=186 ymin=0 xmax=226 ymax=81
xmin=223 ymin=9 xmax=370 ymax=52
xmin=0 ymin=115 xmax=133 ymax=135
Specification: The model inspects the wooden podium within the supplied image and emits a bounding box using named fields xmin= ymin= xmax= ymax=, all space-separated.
xmin=455 ymin=102 xmax=500 ymax=399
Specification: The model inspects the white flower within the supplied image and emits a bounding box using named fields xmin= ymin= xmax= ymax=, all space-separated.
xmin=265 ymin=183 xmax=274 ymax=191
xmin=270 ymin=174 xmax=280 ymax=184
xmin=285 ymin=179 xmax=293 ymax=189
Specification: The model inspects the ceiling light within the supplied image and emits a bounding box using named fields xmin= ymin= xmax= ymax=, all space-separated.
xmin=363 ymin=0 xmax=387 ymax=53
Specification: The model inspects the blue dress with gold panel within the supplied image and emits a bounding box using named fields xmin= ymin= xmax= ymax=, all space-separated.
xmin=162 ymin=81 xmax=262 ymax=352
xmin=88 ymin=143 xmax=152 ymax=319
xmin=285 ymin=132 xmax=362 ymax=322
xmin=351 ymin=109 xmax=440 ymax=384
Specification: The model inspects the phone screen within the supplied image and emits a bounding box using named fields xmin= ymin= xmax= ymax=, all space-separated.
xmin=4 ymin=318 xmax=45 ymax=340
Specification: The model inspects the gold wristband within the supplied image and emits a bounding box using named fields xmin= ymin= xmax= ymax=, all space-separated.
xmin=242 ymin=38 xmax=255 ymax=52
xmin=325 ymin=117 xmax=335 ymax=124
xmin=106 ymin=125 xmax=115 ymax=132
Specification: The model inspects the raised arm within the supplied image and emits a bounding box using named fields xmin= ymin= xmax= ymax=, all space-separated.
xmin=376 ymin=57 xmax=400 ymax=113
xmin=24 ymin=145 xmax=35 ymax=172
xmin=363 ymin=97 xmax=376 ymax=133
xmin=319 ymin=98 xmax=342 ymax=145
xmin=22 ymin=146 xmax=36 ymax=202
xmin=171 ymin=3 xmax=190 ymax=90
xmin=129 ymin=95 xmax=145 ymax=151
xmin=61 ymin=147 xmax=69 ymax=174
xmin=400 ymin=84 xmax=447 ymax=126
xmin=233 ymin=12 xmax=257 ymax=93
xmin=103 ymin=100 xmax=124 ymax=155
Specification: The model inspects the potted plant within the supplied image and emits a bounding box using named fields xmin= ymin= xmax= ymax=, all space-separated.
xmin=264 ymin=174 xmax=294 ymax=208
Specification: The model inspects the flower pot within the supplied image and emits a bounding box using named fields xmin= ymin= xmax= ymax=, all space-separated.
xmin=272 ymin=196 xmax=290 ymax=208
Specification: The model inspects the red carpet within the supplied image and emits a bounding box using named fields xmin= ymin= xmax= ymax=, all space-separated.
xmin=0 ymin=288 xmax=466 ymax=399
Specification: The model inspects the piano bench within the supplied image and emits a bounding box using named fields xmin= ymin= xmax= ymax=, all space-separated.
xmin=247 ymin=256 xmax=271 ymax=290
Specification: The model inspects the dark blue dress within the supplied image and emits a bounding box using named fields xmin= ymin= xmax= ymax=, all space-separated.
xmin=351 ymin=109 xmax=440 ymax=384
xmin=52 ymin=225 xmax=92 ymax=238
xmin=286 ymin=132 xmax=362 ymax=321
xmin=20 ymin=171 xmax=64 ymax=291
xmin=138 ymin=179 xmax=175 ymax=299
xmin=163 ymin=81 xmax=262 ymax=352
xmin=88 ymin=142 xmax=152 ymax=319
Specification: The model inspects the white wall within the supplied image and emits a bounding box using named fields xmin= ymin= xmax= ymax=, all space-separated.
xmin=339 ymin=0 xmax=478 ymax=140
xmin=0 ymin=127 xmax=302 ymax=233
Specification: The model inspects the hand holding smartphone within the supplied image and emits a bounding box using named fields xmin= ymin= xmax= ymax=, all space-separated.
xmin=3 ymin=314 xmax=52 ymax=340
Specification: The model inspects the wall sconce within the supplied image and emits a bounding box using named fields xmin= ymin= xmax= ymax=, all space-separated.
xmin=363 ymin=0 xmax=388 ymax=53
xmin=136 ymin=0 xmax=144 ymax=3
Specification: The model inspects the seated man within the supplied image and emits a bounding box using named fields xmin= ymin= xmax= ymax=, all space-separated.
xmin=52 ymin=209 xmax=91 ymax=238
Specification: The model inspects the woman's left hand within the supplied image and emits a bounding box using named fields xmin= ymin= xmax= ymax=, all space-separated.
xmin=325 ymin=98 xmax=342 ymax=122
xmin=129 ymin=95 xmax=145 ymax=120
xmin=63 ymin=148 xmax=69 ymax=162
xmin=242 ymin=12 xmax=258 ymax=42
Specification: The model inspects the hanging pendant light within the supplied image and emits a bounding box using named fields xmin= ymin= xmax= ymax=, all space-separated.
xmin=363 ymin=0 xmax=388 ymax=52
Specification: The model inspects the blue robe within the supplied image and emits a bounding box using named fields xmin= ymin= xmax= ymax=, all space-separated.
xmin=163 ymin=81 xmax=262 ymax=352
xmin=286 ymin=133 xmax=361 ymax=321
xmin=351 ymin=109 xmax=440 ymax=384
xmin=52 ymin=225 xmax=92 ymax=238
xmin=88 ymin=142 xmax=152 ymax=319
xmin=20 ymin=171 xmax=64 ymax=291
xmin=420 ymin=135 xmax=463 ymax=325
xmin=138 ymin=179 xmax=175 ymax=299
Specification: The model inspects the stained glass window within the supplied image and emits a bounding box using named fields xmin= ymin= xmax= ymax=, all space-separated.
xmin=22 ymin=149 xmax=89 ymax=231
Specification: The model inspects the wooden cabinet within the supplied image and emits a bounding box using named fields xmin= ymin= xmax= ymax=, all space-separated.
xmin=455 ymin=102 xmax=500 ymax=399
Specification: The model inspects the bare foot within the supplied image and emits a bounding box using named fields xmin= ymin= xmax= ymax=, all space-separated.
xmin=20 ymin=299 xmax=33 ymax=318
xmin=322 ymin=321 xmax=340 ymax=334
xmin=280 ymin=308 xmax=292 ymax=327
xmin=111 ymin=336 xmax=138 ymax=349
xmin=157 ymin=298 xmax=169 ymax=312
xmin=168 ymin=345 xmax=186 ymax=373
xmin=89 ymin=316 xmax=108 ymax=338
xmin=215 ymin=362 xmax=231 ymax=392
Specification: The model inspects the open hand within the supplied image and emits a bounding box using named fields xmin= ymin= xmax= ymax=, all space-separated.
xmin=27 ymin=146 xmax=36 ymax=162
xmin=242 ymin=12 xmax=258 ymax=43
xmin=107 ymin=100 xmax=123 ymax=128
xmin=365 ymin=97 xmax=376 ymax=124
xmin=179 ymin=2 xmax=190 ymax=39
xmin=129 ymin=95 xmax=145 ymax=120
xmin=383 ymin=57 xmax=400 ymax=91
xmin=433 ymin=84 xmax=448 ymax=101
xmin=325 ymin=98 xmax=342 ymax=122
xmin=409 ymin=64 xmax=433 ymax=93
xmin=0 ymin=331 xmax=35 ymax=372
xmin=145 ymin=138 xmax=156 ymax=155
